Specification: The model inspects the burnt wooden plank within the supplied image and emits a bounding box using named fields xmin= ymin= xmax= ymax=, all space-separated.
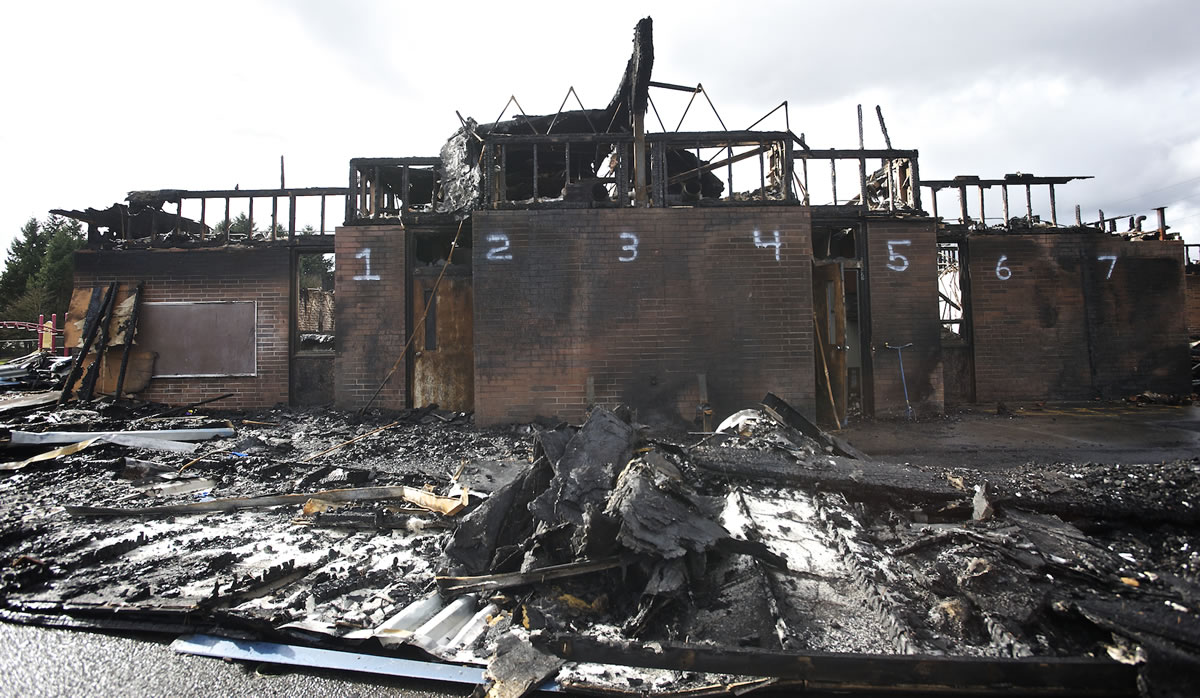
xmin=58 ymin=284 xmax=115 ymax=406
xmin=114 ymin=282 xmax=145 ymax=398
xmin=534 ymin=635 xmax=1137 ymax=696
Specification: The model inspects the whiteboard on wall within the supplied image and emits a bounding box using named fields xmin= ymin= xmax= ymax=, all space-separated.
xmin=138 ymin=301 xmax=257 ymax=377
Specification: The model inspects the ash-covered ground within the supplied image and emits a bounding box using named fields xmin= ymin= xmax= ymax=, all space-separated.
xmin=0 ymin=396 xmax=1197 ymax=696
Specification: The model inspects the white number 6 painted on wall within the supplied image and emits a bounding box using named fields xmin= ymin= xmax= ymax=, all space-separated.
xmin=995 ymin=255 xmax=1012 ymax=281
xmin=353 ymin=248 xmax=381 ymax=281
xmin=886 ymin=240 xmax=911 ymax=271
xmin=486 ymin=233 xmax=512 ymax=261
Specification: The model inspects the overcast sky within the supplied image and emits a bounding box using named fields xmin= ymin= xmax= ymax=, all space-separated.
xmin=2 ymin=0 xmax=1199 ymax=254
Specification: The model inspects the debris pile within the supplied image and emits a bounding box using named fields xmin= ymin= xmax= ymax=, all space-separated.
xmin=0 ymin=351 xmax=71 ymax=392
xmin=0 ymin=395 xmax=1197 ymax=696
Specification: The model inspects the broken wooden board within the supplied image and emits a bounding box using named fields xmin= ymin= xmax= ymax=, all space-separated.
xmin=65 ymin=283 xmax=139 ymax=348
xmin=74 ymin=349 xmax=156 ymax=396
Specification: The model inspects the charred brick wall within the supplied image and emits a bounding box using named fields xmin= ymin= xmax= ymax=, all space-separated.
xmin=968 ymin=233 xmax=1188 ymax=401
xmin=472 ymin=208 xmax=813 ymax=427
xmin=333 ymin=225 xmax=407 ymax=410
xmin=73 ymin=247 xmax=289 ymax=408
xmin=865 ymin=218 xmax=944 ymax=417
xmin=1187 ymin=272 xmax=1200 ymax=337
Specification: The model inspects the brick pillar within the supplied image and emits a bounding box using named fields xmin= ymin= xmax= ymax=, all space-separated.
xmin=865 ymin=218 xmax=944 ymax=417
xmin=334 ymin=225 xmax=407 ymax=410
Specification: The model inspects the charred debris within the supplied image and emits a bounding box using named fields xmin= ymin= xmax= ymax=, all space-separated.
xmin=11 ymin=14 xmax=1199 ymax=698
xmin=0 ymin=390 xmax=1197 ymax=696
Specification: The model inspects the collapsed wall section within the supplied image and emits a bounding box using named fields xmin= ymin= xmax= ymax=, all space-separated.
xmin=865 ymin=218 xmax=944 ymax=417
xmin=969 ymin=233 xmax=1188 ymax=401
xmin=333 ymin=224 xmax=407 ymax=410
xmin=73 ymin=247 xmax=289 ymax=408
xmin=472 ymin=208 xmax=814 ymax=426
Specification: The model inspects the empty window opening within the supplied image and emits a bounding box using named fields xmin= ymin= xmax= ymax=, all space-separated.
xmin=938 ymin=243 xmax=965 ymax=340
xmin=297 ymin=252 xmax=334 ymax=352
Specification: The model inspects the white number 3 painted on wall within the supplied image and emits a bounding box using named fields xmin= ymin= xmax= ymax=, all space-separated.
xmin=619 ymin=232 xmax=639 ymax=262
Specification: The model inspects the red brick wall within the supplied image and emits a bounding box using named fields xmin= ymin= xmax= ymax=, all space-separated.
xmin=472 ymin=208 xmax=813 ymax=426
xmin=333 ymin=225 xmax=407 ymax=410
xmin=1187 ymin=272 xmax=1200 ymax=337
xmin=865 ymin=219 xmax=944 ymax=417
xmin=73 ymin=248 xmax=289 ymax=408
xmin=969 ymin=233 xmax=1188 ymax=401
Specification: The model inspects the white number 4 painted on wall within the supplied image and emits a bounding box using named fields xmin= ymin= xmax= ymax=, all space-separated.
xmin=1098 ymin=254 xmax=1117 ymax=279
xmin=353 ymin=248 xmax=381 ymax=281
xmin=753 ymin=229 xmax=782 ymax=262
xmin=885 ymin=240 xmax=911 ymax=271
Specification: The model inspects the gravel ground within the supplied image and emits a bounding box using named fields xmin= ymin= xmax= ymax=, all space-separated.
xmin=0 ymin=621 xmax=467 ymax=698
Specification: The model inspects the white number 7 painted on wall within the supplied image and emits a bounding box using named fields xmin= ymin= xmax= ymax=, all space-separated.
xmin=1098 ymin=255 xmax=1117 ymax=279
xmin=353 ymin=248 xmax=381 ymax=281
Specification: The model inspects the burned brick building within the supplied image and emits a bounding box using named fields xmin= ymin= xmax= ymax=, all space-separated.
xmin=59 ymin=18 xmax=1190 ymax=426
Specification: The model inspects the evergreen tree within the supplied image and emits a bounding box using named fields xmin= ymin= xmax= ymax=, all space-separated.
xmin=0 ymin=218 xmax=50 ymax=308
xmin=3 ymin=217 xmax=83 ymax=323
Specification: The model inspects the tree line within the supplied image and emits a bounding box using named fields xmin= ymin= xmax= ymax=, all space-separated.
xmin=0 ymin=216 xmax=85 ymax=346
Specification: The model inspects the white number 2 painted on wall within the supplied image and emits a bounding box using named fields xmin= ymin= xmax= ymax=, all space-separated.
xmin=486 ymin=233 xmax=512 ymax=261
xmin=353 ymin=248 xmax=381 ymax=281
xmin=753 ymin=229 xmax=782 ymax=262
xmin=1098 ymin=254 xmax=1117 ymax=279
xmin=885 ymin=240 xmax=911 ymax=271
xmin=619 ymin=232 xmax=639 ymax=262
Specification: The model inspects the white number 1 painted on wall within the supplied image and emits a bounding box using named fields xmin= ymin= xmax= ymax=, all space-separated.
xmin=353 ymin=248 xmax=381 ymax=281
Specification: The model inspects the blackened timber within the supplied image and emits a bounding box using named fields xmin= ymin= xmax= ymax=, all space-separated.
xmin=668 ymin=144 xmax=772 ymax=186
xmin=649 ymin=130 xmax=791 ymax=146
xmin=127 ymin=187 xmax=350 ymax=204
xmin=795 ymin=148 xmax=919 ymax=161
xmin=761 ymin=392 xmax=869 ymax=459
xmin=921 ymin=175 xmax=1092 ymax=190
xmin=348 ymin=157 xmax=440 ymax=167
xmin=436 ymin=557 xmax=630 ymax=595
xmin=113 ymin=282 xmax=144 ymax=397
xmin=534 ymin=635 xmax=1137 ymax=696
xmin=58 ymin=284 xmax=116 ymax=406
xmin=486 ymin=133 xmax=634 ymax=145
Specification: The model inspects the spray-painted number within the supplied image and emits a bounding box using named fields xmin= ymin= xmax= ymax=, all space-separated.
xmin=619 ymin=232 xmax=639 ymax=262
xmin=885 ymin=240 xmax=911 ymax=271
xmin=754 ymin=229 xmax=782 ymax=262
xmin=486 ymin=233 xmax=512 ymax=261
xmin=995 ymin=255 xmax=1012 ymax=281
xmin=353 ymin=248 xmax=381 ymax=281
xmin=1098 ymin=254 xmax=1117 ymax=279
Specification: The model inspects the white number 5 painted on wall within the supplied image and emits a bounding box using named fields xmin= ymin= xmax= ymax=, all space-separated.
xmin=885 ymin=240 xmax=911 ymax=271
xmin=1098 ymin=254 xmax=1117 ymax=279
xmin=353 ymin=248 xmax=381 ymax=281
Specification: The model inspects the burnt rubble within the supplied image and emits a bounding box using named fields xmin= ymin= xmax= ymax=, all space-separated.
xmin=0 ymin=395 xmax=1197 ymax=696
